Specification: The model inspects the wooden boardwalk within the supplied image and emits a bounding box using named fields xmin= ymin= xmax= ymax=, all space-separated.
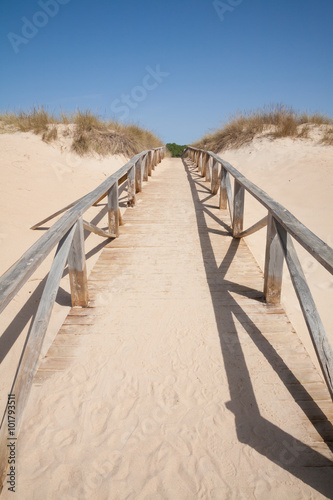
xmin=9 ymin=157 xmax=333 ymax=498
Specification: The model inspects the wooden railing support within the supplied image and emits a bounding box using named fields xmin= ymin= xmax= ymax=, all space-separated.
xmin=232 ymin=180 xmax=245 ymax=237
xmin=201 ymin=152 xmax=207 ymax=178
xmin=211 ymin=159 xmax=219 ymax=195
xmin=127 ymin=165 xmax=136 ymax=207
xmin=108 ymin=182 xmax=120 ymax=237
xmin=142 ymin=155 xmax=148 ymax=182
xmin=68 ymin=217 xmax=89 ymax=307
xmin=219 ymin=167 xmax=228 ymax=209
xmin=264 ymin=213 xmax=284 ymax=304
xmin=147 ymin=152 xmax=152 ymax=176
xmin=135 ymin=159 xmax=142 ymax=193
xmin=205 ymin=155 xmax=211 ymax=183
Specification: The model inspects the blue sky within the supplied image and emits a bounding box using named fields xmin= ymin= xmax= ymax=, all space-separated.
xmin=0 ymin=0 xmax=332 ymax=144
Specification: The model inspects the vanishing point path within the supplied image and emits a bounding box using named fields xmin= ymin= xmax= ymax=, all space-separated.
xmin=7 ymin=157 xmax=333 ymax=499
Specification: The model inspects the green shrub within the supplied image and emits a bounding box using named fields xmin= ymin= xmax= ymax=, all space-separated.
xmin=166 ymin=143 xmax=187 ymax=157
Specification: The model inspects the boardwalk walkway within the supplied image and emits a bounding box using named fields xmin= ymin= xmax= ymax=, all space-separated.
xmin=6 ymin=157 xmax=333 ymax=499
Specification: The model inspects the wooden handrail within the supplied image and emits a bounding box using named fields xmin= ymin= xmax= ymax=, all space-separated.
xmin=184 ymin=146 xmax=333 ymax=399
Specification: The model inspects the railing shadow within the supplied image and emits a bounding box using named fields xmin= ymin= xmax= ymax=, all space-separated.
xmin=183 ymin=158 xmax=333 ymax=497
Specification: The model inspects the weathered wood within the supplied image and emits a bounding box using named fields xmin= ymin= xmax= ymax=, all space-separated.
xmin=211 ymin=159 xmax=219 ymax=195
xmin=142 ymin=154 xmax=148 ymax=182
xmin=233 ymin=180 xmax=245 ymax=237
xmin=108 ymin=183 xmax=120 ymax=237
xmin=135 ymin=159 xmax=142 ymax=193
xmin=151 ymin=151 xmax=156 ymax=170
xmin=0 ymin=225 xmax=76 ymax=487
xmin=236 ymin=216 xmax=268 ymax=239
xmin=225 ymin=170 xmax=234 ymax=225
xmin=219 ymin=167 xmax=228 ymax=210
xmin=274 ymin=219 xmax=333 ymax=400
xmin=264 ymin=213 xmax=284 ymax=304
xmin=127 ymin=165 xmax=136 ymax=207
xmin=147 ymin=151 xmax=152 ymax=176
xmin=205 ymin=155 xmax=211 ymax=183
xmin=82 ymin=220 xmax=116 ymax=239
xmin=68 ymin=218 xmax=88 ymax=307
xmin=201 ymin=152 xmax=207 ymax=178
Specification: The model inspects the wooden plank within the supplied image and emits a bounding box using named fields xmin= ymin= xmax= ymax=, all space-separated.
xmin=142 ymin=154 xmax=148 ymax=182
xmin=108 ymin=183 xmax=120 ymax=237
xmin=263 ymin=214 xmax=284 ymax=304
xmin=274 ymin=220 xmax=333 ymax=400
xmin=205 ymin=155 xmax=211 ymax=183
xmin=135 ymin=159 xmax=142 ymax=193
xmin=82 ymin=220 xmax=116 ymax=239
xmin=68 ymin=218 xmax=88 ymax=307
xmin=0 ymin=225 xmax=76 ymax=487
xmin=127 ymin=165 xmax=136 ymax=207
xmin=225 ymin=170 xmax=234 ymax=226
xmin=211 ymin=159 xmax=219 ymax=195
xmin=233 ymin=180 xmax=245 ymax=237
xmin=201 ymin=152 xmax=207 ymax=178
xmin=237 ymin=215 xmax=268 ymax=239
xmin=147 ymin=151 xmax=152 ymax=176
xmin=219 ymin=167 xmax=228 ymax=210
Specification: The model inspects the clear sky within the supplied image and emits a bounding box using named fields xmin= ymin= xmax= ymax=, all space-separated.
xmin=0 ymin=0 xmax=332 ymax=144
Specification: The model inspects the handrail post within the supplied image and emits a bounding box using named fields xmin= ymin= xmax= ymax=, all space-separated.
xmin=201 ymin=152 xmax=207 ymax=177
xmin=127 ymin=165 xmax=136 ymax=206
xmin=219 ymin=167 xmax=228 ymax=209
xmin=108 ymin=182 xmax=120 ymax=237
xmin=264 ymin=213 xmax=284 ymax=304
xmin=232 ymin=179 xmax=245 ymax=237
xmin=211 ymin=159 xmax=219 ymax=194
xmin=142 ymin=154 xmax=148 ymax=182
xmin=135 ymin=159 xmax=142 ymax=193
xmin=68 ymin=217 xmax=89 ymax=307
xmin=147 ymin=151 xmax=152 ymax=176
xmin=152 ymin=151 xmax=156 ymax=170
xmin=205 ymin=155 xmax=211 ymax=182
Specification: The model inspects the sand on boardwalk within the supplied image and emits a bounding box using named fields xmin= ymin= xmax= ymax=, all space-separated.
xmin=220 ymin=133 xmax=333 ymax=374
xmin=0 ymin=131 xmax=128 ymax=419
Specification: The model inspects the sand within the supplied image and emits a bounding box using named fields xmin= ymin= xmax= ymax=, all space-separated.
xmin=0 ymin=132 xmax=333 ymax=498
xmin=219 ymin=132 xmax=333 ymax=374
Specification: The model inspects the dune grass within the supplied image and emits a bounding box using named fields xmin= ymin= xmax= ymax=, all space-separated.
xmin=0 ymin=107 xmax=163 ymax=156
xmin=192 ymin=104 xmax=333 ymax=152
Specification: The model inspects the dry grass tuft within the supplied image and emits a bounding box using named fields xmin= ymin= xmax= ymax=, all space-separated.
xmin=0 ymin=108 xmax=163 ymax=156
xmin=192 ymin=104 xmax=333 ymax=152
xmin=321 ymin=128 xmax=333 ymax=146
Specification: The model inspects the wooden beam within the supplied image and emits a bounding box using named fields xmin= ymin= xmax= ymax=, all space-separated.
xmin=127 ymin=165 xmax=136 ymax=207
xmin=82 ymin=220 xmax=116 ymax=239
xmin=205 ymin=155 xmax=211 ymax=183
xmin=68 ymin=217 xmax=88 ymax=307
xmin=135 ymin=159 xmax=142 ymax=193
xmin=201 ymin=152 xmax=207 ymax=178
xmin=211 ymin=159 xmax=220 ymax=195
xmin=0 ymin=225 xmax=76 ymax=488
xmin=219 ymin=166 xmax=228 ymax=210
xmin=225 ymin=170 xmax=234 ymax=225
xmin=233 ymin=180 xmax=245 ymax=237
xmin=264 ymin=213 xmax=284 ymax=304
xmin=142 ymin=154 xmax=148 ymax=182
xmin=236 ymin=215 xmax=268 ymax=239
xmin=108 ymin=183 xmax=120 ymax=237
xmin=147 ymin=151 xmax=152 ymax=176
xmin=274 ymin=219 xmax=333 ymax=400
